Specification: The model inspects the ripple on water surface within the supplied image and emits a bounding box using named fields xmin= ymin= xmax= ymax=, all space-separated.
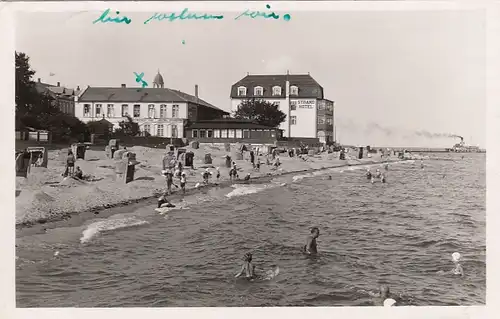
xmin=16 ymin=155 xmax=485 ymax=307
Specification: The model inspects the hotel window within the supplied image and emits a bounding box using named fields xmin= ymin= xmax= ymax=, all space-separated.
xmin=271 ymin=130 xmax=276 ymax=138
xmin=214 ymin=129 xmax=220 ymax=138
xmin=290 ymin=86 xmax=299 ymax=96
xmin=254 ymin=86 xmax=263 ymax=96
xmin=122 ymin=104 xmax=129 ymax=117
xmin=236 ymin=129 xmax=243 ymax=138
xmin=148 ymin=104 xmax=155 ymax=118
xmin=221 ymin=129 xmax=228 ymax=138
xmin=317 ymin=101 xmax=325 ymax=110
xmin=317 ymin=116 xmax=325 ymax=125
xmin=326 ymin=118 xmax=333 ymax=125
xmin=207 ymin=130 xmax=213 ymax=138
xmin=327 ymin=102 xmax=334 ymax=112
xmin=238 ymin=86 xmax=247 ymax=96
xmin=243 ymin=130 xmax=250 ymax=139
xmin=160 ymin=104 xmax=167 ymax=118
xmin=290 ymin=116 xmax=297 ymax=125
xmin=107 ymin=104 xmax=114 ymax=118
xmin=272 ymin=86 xmax=281 ymax=96
xmin=290 ymin=101 xmax=297 ymax=111
xmin=172 ymin=104 xmax=179 ymax=118
xmin=228 ymin=129 xmax=235 ymax=138
xmin=144 ymin=124 xmax=151 ymax=134
xmin=95 ymin=104 xmax=102 ymax=117
xmin=199 ymin=130 xmax=206 ymax=138
xmin=133 ymin=104 xmax=141 ymax=118
xmin=171 ymin=125 xmax=178 ymax=138
xmin=192 ymin=130 xmax=198 ymax=138
xmin=157 ymin=124 xmax=164 ymax=137
xmin=84 ymin=104 xmax=91 ymax=117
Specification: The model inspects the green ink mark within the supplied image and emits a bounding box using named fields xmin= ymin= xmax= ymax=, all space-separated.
xmin=134 ymin=72 xmax=148 ymax=88
xmin=144 ymin=8 xmax=224 ymax=24
xmin=182 ymin=40 xmax=186 ymax=45
xmin=93 ymin=9 xmax=132 ymax=24
xmin=283 ymin=14 xmax=291 ymax=21
xmin=235 ymin=4 xmax=284 ymax=21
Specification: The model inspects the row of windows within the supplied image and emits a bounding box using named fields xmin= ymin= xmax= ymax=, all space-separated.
xmin=83 ymin=104 xmax=180 ymax=118
xmin=143 ymin=124 xmax=179 ymax=138
xmin=237 ymin=85 xmax=299 ymax=97
xmin=287 ymin=116 xmax=333 ymax=126
xmin=317 ymin=116 xmax=334 ymax=125
xmin=192 ymin=129 xmax=276 ymax=139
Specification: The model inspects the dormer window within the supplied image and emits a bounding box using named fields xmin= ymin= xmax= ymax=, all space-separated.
xmin=272 ymin=86 xmax=282 ymax=96
xmin=290 ymin=85 xmax=299 ymax=96
xmin=254 ymin=86 xmax=263 ymax=96
xmin=238 ymin=86 xmax=247 ymax=96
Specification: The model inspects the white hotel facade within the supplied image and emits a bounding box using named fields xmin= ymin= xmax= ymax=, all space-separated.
xmin=230 ymin=73 xmax=335 ymax=143
xmin=74 ymin=72 xmax=227 ymax=138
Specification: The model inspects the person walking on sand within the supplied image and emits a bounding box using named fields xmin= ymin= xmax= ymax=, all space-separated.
xmin=202 ymin=168 xmax=212 ymax=185
xmin=164 ymin=169 xmax=174 ymax=194
xmin=180 ymin=172 xmax=187 ymax=194
xmin=250 ymin=150 xmax=255 ymax=168
xmin=216 ymin=167 xmax=221 ymax=181
xmin=65 ymin=149 xmax=76 ymax=176
xmin=255 ymin=157 xmax=261 ymax=172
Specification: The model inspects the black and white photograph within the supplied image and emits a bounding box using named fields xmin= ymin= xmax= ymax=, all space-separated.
xmin=4 ymin=0 xmax=492 ymax=314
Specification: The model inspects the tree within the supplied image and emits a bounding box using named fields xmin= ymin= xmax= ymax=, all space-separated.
xmin=15 ymin=51 xmax=89 ymax=142
xmin=15 ymin=52 xmax=38 ymax=117
xmin=115 ymin=115 xmax=139 ymax=136
xmin=233 ymin=99 xmax=286 ymax=128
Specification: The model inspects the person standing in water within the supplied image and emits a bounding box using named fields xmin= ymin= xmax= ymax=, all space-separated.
xmin=451 ymin=252 xmax=464 ymax=276
xmin=420 ymin=160 xmax=424 ymax=169
xmin=235 ymin=252 xmax=255 ymax=279
xmin=304 ymin=227 xmax=320 ymax=255
xmin=366 ymin=169 xmax=372 ymax=180
xmin=180 ymin=172 xmax=187 ymax=194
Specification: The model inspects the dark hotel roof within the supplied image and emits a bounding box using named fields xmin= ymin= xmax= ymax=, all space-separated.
xmin=79 ymin=87 xmax=228 ymax=114
xmin=230 ymin=74 xmax=324 ymax=99
xmin=187 ymin=118 xmax=278 ymax=130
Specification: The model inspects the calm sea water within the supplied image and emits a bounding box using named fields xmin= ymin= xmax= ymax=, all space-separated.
xmin=16 ymin=154 xmax=486 ymax=307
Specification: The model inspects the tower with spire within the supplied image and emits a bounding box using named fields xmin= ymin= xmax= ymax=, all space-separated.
xmin=153 ymin=69 xmax=164 ymax=88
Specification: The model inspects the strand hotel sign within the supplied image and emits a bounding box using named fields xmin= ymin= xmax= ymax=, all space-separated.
xmin=291 ymin=99 xmax=316 ymax=109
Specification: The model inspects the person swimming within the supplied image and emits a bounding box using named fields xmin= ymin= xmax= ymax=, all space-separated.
xmin=235 ymin=252 xmax=256 ymax=279
xmin=244 ymin=173 xmax=251 ymax=181
xmin=366 ymin=169 xmax=372 ymax=180
xmin=380 ymin=173 xmax=386 ymax=183
xmin=368 ymin=285 xmax=399 ymax=306
xmin=157 ymin=194 xmax=175 ymax=209
xmin=304 ymin=227 xmax=320 ymax=255
xmin=375 ymin=169 xmax=381 ymax=178
xmin=384 ymin=163 xmax=389 ymax=171
xmin=451 ymin=252 xmax=464 ymax=276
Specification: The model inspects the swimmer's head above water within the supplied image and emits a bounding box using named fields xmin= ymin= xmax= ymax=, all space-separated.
xmin=452 ymin=252 xmax=461 ymax=263
xmin=311 ymin=227 xmax=320 ymax=239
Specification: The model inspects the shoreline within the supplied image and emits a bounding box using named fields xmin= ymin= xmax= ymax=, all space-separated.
xmin=16 ymin=157 xmax=403 ymax=236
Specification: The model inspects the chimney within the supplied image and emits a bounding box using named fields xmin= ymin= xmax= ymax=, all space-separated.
xmin=195 ymin=84 xmax=199 ymax=98
xmin=38 ymin=78 xmax=41 ymax=83
xmin=121 ymin=84 xmax=126 ymax=88
xmin=57 ymin=82 xmax=60 ymax=87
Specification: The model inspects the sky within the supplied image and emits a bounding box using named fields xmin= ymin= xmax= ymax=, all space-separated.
xmin=15 ymin=8 xmax=486 ymax=148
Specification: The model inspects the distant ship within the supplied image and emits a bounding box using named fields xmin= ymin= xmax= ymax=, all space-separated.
xmin=446 ymin=136 xmax=484 ymax=153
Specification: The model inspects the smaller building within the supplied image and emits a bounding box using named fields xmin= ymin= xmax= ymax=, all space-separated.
xmin=35 ymin=78 xmax=80 ymax=116
xmin=185 ymin=118 xmax=282 ymax=143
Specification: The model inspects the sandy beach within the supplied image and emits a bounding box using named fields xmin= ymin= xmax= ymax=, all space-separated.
xmin=16 ymin=144 xmax=396 ymax=228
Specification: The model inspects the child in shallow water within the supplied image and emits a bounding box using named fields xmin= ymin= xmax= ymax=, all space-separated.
xmin=235 ymin=252 xmax=256 ymax=279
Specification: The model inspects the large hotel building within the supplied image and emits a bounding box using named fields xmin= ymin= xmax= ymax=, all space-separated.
xmin=230 ymin=73 xmax=335 ymax=143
